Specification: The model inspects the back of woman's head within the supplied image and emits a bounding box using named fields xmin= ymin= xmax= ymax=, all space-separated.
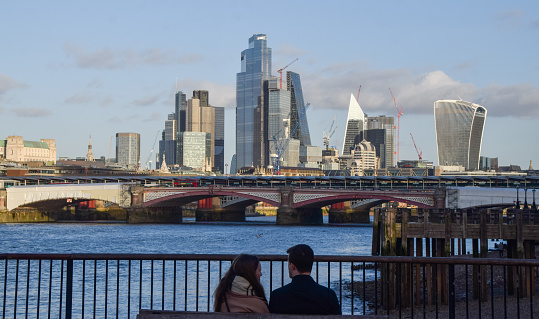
xmin=213 ymin=254 xmax=266 ymax=311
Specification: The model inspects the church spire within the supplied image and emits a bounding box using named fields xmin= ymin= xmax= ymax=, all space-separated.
xmin=86 ymin=135 xmax=94 ymax=161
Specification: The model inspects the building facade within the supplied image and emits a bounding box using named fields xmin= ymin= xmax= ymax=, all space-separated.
xmin=287 ymin=71 xmax=311 ymax=147
xmin=178 ymin=132 xmax=211 ymax=171
xmin=214 ymin=106 xmax=225 ymax=173
xmin=236 ymin=34 xmax=272 ymax=172
xmin=342 ymin=94 xmax=365 ymax=155
xmin=0 ymin=136 xmax=56 ymax=164
xmin=362 ymin=115 xmax=395 ymax=168
xmin=434 ymin=100 xmax=487 ymax=170
xmin=116 ymin=133 xmax=140 ymax=168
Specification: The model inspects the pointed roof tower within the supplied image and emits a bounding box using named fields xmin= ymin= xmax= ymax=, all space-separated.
xmin=86 ymin=135 xmax=94 ymax=161
xmin=342 ymin=94 xmax=366 ymax=155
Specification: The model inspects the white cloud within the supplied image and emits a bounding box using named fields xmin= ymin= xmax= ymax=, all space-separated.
xmin=64 ymin=42 xmax=204 ymax=69
xmin=132 ymin=95 xmax=160 ymax=107
xmin=0 ymin=74 xmax=28 ymax=95
xmin=64 ymin=93 xmax=93 ymax=104
xmin=300 ymin=63 xmax=539 ymax=118
xmin=12 ymin=108 xmax=52 ymax=118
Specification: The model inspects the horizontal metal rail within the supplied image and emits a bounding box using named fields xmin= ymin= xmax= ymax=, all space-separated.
xmin=1 ymin=254 xmax=538 ymax=318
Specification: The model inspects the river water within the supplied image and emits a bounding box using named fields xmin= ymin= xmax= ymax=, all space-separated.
xmin=0 ymin=216 xmax=373 ymax=255
xmin=1 ymin=216 xmax=374 ymax=317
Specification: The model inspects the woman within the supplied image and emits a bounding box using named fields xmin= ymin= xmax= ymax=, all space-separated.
xmin=213 ymin=254 xmax=269 ymax=313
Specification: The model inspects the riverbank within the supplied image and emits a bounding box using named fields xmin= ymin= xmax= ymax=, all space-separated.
xmin=350 ymin=249 xmax=539 ymax=317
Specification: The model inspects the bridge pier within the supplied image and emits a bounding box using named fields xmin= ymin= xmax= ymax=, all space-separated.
xmin=328 ymin=202 xmax=370 ymax=224
xmin=195 ymin=198 xmax=245 ymax=222
xmin=276 ymin=188 xmax=323 ymax=225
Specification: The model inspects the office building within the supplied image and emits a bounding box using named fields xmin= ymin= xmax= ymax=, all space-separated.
xmin=175 ymin=91 xmax=187 ymax=134
xmin=214 ymin=106 xmax=225 ymax=173
xmin=178 ymin=132 xmax=211 ymax=171
xmin=360 ymin=115 xmax=395 ymax=168
xmin=187 ymin=91 xmax=216 ymax=169
xmin=342 ymin=94 xmax=365 ymax=155
xmin=434 ymin=100 xmax=487 ymax=170
xmin=116 ymin=133 xmax=140 ymax=168
xmin=236 ymin=34 xmax=272 ymax=171
xmin=0 ymin=136 xmax=56 ymax=164
xmin=287 ymin=71 xmax=311 ymax=146
xmin=350 ymin=140 xmax=378 ymax=176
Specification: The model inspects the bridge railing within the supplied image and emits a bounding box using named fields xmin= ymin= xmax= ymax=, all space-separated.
xmin=1 ymin=254 xmax=539 ymax=318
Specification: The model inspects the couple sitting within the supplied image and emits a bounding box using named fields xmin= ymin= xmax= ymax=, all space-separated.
xmin=213 ymin=244 xmax=341 ymax=315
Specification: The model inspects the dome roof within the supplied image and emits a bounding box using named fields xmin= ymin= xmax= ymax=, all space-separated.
xmin=355 ymin=139 xmax=376 ymax=152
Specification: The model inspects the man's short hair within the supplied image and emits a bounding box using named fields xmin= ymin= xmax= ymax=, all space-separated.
xmin=287 ymin=244 xmax=314 ymax=273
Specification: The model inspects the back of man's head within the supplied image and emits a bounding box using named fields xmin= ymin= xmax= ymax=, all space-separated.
xmin=287 ymin=244 xmax=314 ymax=274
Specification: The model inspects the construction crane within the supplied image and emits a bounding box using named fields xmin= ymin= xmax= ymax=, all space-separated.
xmin=389 ymin=88 xmax=403 ymax=163
xmin=145 ymin=130 xmax=161 ymax=170
xmin=410 ymin=133 xmax=422 ymax=160
xmin=323 ymin=115 xmax=339 ymax=150
xmin=277 ymin=58 xmax=298 ymax=89
xmin=270 ymin=102 xmax=310 ymax=174
xmin=356 ymin=85 xmax=362 ymax=102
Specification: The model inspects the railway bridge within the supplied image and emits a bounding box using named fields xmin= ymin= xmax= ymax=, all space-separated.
xmin=1 ymin=183 xmax=534 ymax=225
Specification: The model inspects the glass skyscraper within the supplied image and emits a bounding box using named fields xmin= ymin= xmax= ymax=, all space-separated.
xmin=342 ymin=94 xmax=365 ymax=155
xmin=434 ymin=100 xmax=487 ymax=170
xmin=287 ymin=71 xmax=311 ymax=146
xmin=236 ymin=34 xmax=272 ymax=171
xmin=116 ymin=133 xmax=140 ymax=168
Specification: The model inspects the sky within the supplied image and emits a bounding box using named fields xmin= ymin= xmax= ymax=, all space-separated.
xmin=1 ymin=1 xmax=538 ymax=170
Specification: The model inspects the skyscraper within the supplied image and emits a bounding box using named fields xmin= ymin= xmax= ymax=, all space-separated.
xmin=287 ymin=71 xmax=311 ymax=146
xmin=175 ymin=91 xmax=187 ymax=134
xmin=236 ymin=34 xmax=272 ymax=171
xmin=213 ymin=106 xmax=225 ymax=173
xmin=116 ymin=133 xmax=140 ymax=168
xmin=342 ymin=94 xmax=365 ymax=155
xmin=360 ymin=115 xmax=395 ymax=168
xmin=434 ymin=100 xmax=487 ymax=170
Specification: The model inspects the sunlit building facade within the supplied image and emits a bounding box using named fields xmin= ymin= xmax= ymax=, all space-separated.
xmin=236 ymin=34 xmax=272 ymax=171
xmin=434 ymin=100 xmax=487 ymax=170
xmin=342 ymin=94 xmax=365 ymax=155
xmin=116 ymin=133 xmax=140 ymax=168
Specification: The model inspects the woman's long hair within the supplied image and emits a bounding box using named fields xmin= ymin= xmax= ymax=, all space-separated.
xmin=213 ymin=254 xmax=266 ymax=311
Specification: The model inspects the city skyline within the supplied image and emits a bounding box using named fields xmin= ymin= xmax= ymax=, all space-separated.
xmin=1 ymin=1 xmax=538 ymax=169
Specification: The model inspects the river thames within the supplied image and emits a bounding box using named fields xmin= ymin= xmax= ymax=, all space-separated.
xmin=0 ymin=216 xmax=373 ymax=255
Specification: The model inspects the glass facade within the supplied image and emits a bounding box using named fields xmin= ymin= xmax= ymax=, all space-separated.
xmin=116 ymin=133 xmax=140 ymax=167
xmin=287 ymin=71 xmax=311 ymax=146
xmin=213 ymin=106 xmax=225 ymax=173
xmin=179 ymin=132 xmax=211 ymax=170
xmin=434 ymin=100 xmax=487 ymax=170
xmin=342 ymin=94 xmax=365 ymax=155
xmin=236 ymin=34 xmax=272 ymax=171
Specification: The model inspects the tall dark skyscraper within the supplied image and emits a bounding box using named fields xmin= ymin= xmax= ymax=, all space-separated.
xmin=287 ymin=71 xmax=311 ymax=147
xmin=213 ymin=106 xmax=225 ymax=173
xmin=236 ymin=34 xmax=272 ymax=171
xmin=175 ymin=91 xmax=187 ymax=135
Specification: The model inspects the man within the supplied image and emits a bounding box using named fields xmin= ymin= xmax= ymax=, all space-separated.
xmin=269 ymin=244 xmax=341 ymax=315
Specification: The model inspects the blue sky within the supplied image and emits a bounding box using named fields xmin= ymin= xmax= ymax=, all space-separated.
xmin=1 ymin=1 xmax=538 ymax=169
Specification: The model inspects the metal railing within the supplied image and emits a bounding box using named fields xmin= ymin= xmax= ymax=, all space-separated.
xmin=1 ymin=253 xmax=539 ymax=318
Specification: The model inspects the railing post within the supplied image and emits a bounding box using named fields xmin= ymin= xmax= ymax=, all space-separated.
xmin=448 ymin=263 xmax=455 ymax=318
xmin=66 ymin=259 xmax=73 ymax=319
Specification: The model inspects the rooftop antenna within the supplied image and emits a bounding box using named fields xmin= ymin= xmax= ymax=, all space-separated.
xmin=176 ymin=77 xmax=178 ymax=92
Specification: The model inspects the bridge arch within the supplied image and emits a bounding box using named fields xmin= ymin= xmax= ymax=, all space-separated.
xmin=143 ymin=188 xmax=281 ymax=208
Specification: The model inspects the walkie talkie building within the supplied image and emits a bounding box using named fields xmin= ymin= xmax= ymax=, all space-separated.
xmin=434 ymin=100 xmax=487 ymax=170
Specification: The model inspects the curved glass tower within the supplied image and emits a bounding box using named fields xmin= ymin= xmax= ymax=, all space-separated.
xmin=434 ymin=100 xmax=487 ymax=170
xmin=236 ymin=34 xmax=272 ymax=171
